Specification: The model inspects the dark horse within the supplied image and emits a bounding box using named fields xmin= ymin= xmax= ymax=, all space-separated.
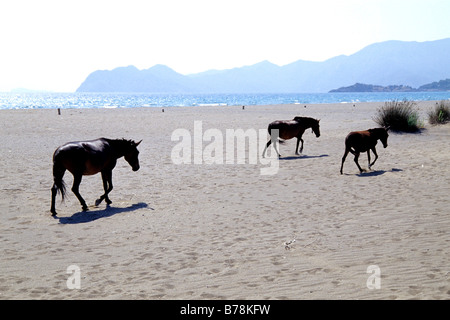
xmin=262 ymin=116 xmax=321 ymax=158
xmin=50 ymin=138 xmax=142 ymax=216
xmin=340 ymin=127 xmax=389 ymax=174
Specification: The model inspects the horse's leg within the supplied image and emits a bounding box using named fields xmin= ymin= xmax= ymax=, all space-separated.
xmin=71 ymin=173 xmax=88 ymax=211
xmin=367 ymin=151 xmax=371 ymax=170
xmin=95 ymin=172 xmax=107 ymax=206
xmin=340 ymin=148 xmax=349 ymax=174
xmin=262 ymin=139 xmax=271 ymax=158
xmin=369 ymin=147 xmax=378 ymax=169
xmin=263 ymin=134 xmax=281 ymax=158
xmin=272 ymin=138 xmax=281 ymax=158
xmin=105 ymin=173 xmax=113 ymax=205
xmin=353 ymin=152 xmax=364 ymax=173
xmin=295 ymin=137 xmax=304 ymax=155
xmin=96 ymin=171 xmax=113 ymax=206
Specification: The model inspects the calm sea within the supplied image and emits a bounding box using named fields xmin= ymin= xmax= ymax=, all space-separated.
xmin=1 ymin=92 xmax=450 ymax=110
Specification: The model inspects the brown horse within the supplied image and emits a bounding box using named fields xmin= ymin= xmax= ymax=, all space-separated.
xmin=50 ymin=138 xmax=142 ymax=216
xmin=262 ymin=116 xmax=321 ymax=158
xmin=340 ymin=127 xmax=389 ymax=174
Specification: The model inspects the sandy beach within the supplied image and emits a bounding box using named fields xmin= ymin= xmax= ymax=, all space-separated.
xmin=0 ymin=101 xmax=449 ymax=300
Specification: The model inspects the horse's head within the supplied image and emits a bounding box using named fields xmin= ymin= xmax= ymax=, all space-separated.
xmin=312 ymin=119 xmax=321 ymax=138
xmin=124 ymin=139 xmax=142 ymax=171
xmin=293 ymin=117 xmax=321 ymax=138
xmin=371 ymin=128 xmax=389 ymax=148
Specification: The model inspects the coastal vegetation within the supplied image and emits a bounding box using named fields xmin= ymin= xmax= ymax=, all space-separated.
xmin=373 ymin=100 xmax=422 ymax=133
xmin=428 ymin=100 xmax=450 ymax=124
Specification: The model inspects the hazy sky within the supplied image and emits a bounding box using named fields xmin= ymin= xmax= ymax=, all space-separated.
xmin=1 ymin=0 xmax=450 ymax=92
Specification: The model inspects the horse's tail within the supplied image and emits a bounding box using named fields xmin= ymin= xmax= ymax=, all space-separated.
xmin=52 ymin=152 xmax=66 ymax=201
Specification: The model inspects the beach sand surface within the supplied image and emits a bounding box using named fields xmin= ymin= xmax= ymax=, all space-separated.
xmin=0 ymin=101 xmax=449 ymax=299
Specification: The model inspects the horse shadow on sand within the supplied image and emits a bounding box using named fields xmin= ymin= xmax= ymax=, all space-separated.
xmin=55 ymin=202 xmax=150 ymax=224
xmin=279 ymin=154 xmax=329 ymax=161
xmin=343 ymin=168 xmax=403 ymax=177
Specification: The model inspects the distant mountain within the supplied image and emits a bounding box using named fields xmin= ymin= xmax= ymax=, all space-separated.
xmin=77 ymin=65 xmax=195 ymax=93
xmin=76 ymin=38 xmax=450 ymax=93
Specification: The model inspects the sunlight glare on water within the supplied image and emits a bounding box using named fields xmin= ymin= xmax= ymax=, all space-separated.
xmin=0 ymin=92 xmax=449 ymax=110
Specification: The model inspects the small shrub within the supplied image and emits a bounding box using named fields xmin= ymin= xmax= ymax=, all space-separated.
xmin=373 ymin=100 xmax=422 ymax=132
xmin=428 ymin=100 xmax=450 ymax=125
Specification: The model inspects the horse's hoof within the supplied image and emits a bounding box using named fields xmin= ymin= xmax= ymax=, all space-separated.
xmin=82 ymin=206 xmax=88 ymax=212
xmin=95 ymin=199 xmax=102 ymax=206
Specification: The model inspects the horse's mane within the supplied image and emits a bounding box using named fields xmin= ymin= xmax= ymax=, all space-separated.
xmin=293 ymin=116 xmax=318 ymax=123
xmin=105 ymin=138 xmax=138 ymax=150
xmin=119 ymin=138 xmax=135 ymax=144
xmin=368 ymin=128 xmax=386 ymax=133
xmin=109 ymin=138 xmax=136 ymax=144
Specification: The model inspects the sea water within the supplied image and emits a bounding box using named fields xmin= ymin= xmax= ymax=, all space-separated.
xmin=0 ymin=92 xmax=449 ymax=110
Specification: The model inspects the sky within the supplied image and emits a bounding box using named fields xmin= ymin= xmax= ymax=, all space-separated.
xmin=1 ymin=0 xmax=450 ymax=92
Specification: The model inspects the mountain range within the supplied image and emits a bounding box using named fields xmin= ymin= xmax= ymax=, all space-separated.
xmin=76 ymin=38 xmax=450 ymax=93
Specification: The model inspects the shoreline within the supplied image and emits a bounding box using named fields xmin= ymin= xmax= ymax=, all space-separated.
xmin=0 ymin=100 xmax=449 ymax=299
xmin=1 ymin=91 xmax=450 ymax=110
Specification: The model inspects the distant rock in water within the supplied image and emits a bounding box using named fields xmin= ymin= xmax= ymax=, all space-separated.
xmin=329 ymin=83 xmax=417 ymax=93
xmin=417 ymin=79 xmax=450 ymax=91
xmin=329 ymin=79 xmax=450 ymax=93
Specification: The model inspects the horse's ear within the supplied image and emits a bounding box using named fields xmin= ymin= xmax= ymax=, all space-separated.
xmin=135 ymin=139 xmax=142 ymax=146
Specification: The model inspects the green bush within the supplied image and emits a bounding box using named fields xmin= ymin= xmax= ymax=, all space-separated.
xmin=373 ymin=100 xmax=422 ymax=132
xmin=428 ymin=100 xmax=450 ymax=125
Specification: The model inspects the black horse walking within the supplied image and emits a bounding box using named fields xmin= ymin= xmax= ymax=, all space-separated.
xmin=50 ymin=138 xmax=142 ymax=216
xmin=340 ymin=127 xmax=389 ymax=174
xmin=262 ymin=116 xmax=321 ymax=158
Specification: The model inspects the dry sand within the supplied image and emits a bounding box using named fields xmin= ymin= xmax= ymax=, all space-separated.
xmin=0 ymin=101 xmax=449 ymax=300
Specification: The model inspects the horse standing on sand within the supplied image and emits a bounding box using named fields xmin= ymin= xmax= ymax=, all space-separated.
xmin=262 ymin=116 xmax=321 ymax=158
xmin=50 ymin=138 xmax=142 ymax=216
xmin=340 ymin=127 xmax=389 ymax=174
